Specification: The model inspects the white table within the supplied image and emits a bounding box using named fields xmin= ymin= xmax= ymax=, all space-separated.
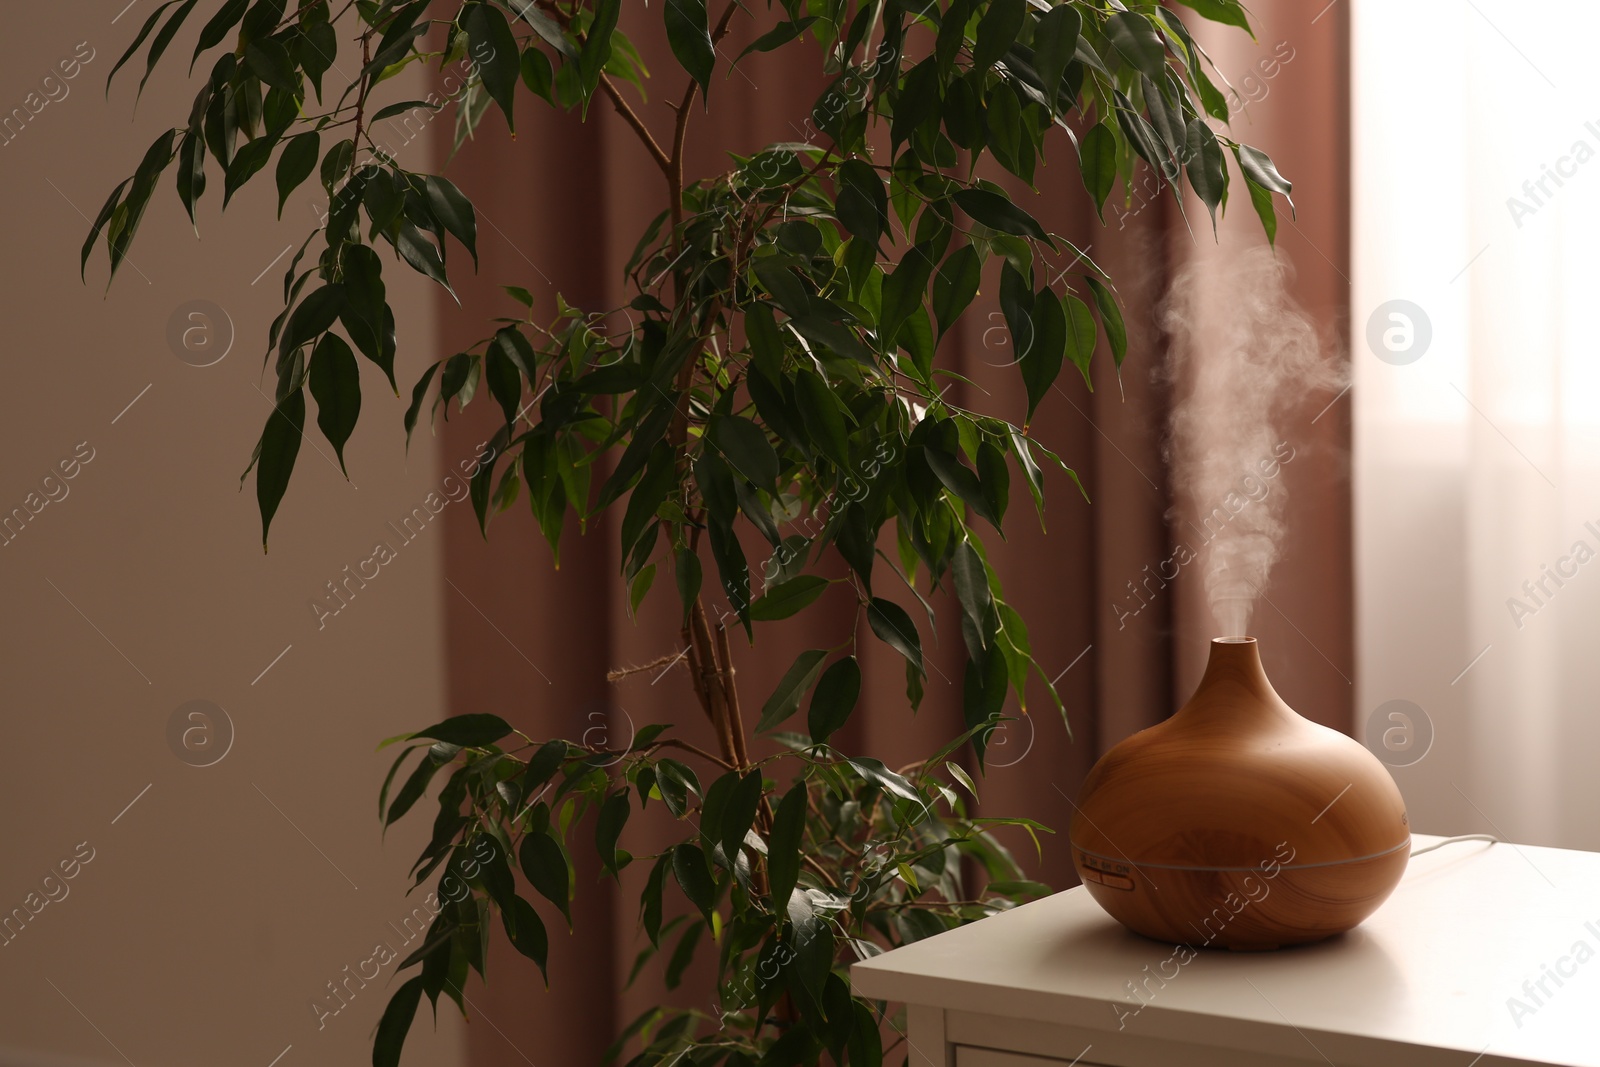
xmin=850 ymin=835 xmax=1600 ymax=1066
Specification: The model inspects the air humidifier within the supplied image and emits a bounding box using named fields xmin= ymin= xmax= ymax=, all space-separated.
xmin=1069 ymin=637 xmax=1409 ymax=950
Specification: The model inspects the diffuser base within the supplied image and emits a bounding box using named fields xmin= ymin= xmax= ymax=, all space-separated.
xmin=1073 ymin=844 xmax=1411 ymax=950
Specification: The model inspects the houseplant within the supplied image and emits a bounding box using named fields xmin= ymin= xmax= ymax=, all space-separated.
xmin=90 ymin=1 xmax=1288 ymax=1063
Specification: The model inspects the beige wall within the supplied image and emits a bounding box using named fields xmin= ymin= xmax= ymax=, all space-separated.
xmin=0 ymin=5 xmax=461 ymax=1065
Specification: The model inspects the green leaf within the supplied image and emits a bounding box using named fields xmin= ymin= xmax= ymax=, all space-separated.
xmin=880 ymin=247 xmax=935 ymax=347
xmin=274 ymin=132 xmax=319 ymax=219
xmin=621 ymin=443 xmax=674 ymax=565
xmin=1077 ymin=122 xmax=1116 ymax=222
xmin=750 ymin=575 xmax=830 ymax=622
xmin=462 ymin=2 xmax=519 ymax=131
xmin=502 ymin=895 xmax=549 ymax=981
xmin=674 ymin=548 xmax=702 ymax=627
xmin=663 ymin=919 xmax=702 ymax=990
xmin=320 ymin=138 xmax=354 ymax=193
xmin=136 ymin=0 xmax=205 ymax=100
xmin=1191 ymin=63 xmax=1232 ymax=123
xmin=1011 ymin=428 xmax=1046 ymax=524
xmin=664 ymin=0 xmax=714 ymax=101
xmin=577 ymin=0 xmax=621 ymax=106
xmin=1032 ymin=4 xmax=1082 ymax=111
xmin=946 ymin=760 xmax=979 ymax=800
xmin=654 ymin=757 xmax=700 ymax=818
xmin=1085 ymin=277 xmax=1128 ymax=368
xmin=363 ymin=171 xmax=405 ymax=238
xmin=519 ymin=829 xmax=572 ymax=924
xmin=951 ymin=540 xmax=995 ymax=649
xmin=972 ymin=0 xmax=1025 ymax=71
xmin=932 ymin=244 xmax=982 ymax=341
xmin=867 ymin=598 xmax=924 ymax=676
xmin=709 ymin=415 xmax=779 ymax=488
xmin=720 ymin=770 xmax=762 ymax=867
xmin=1235 ymin=144 xmax=1294 ymax=206
xmin=697 ymin=485 xmax=743 ymax=600
xmin=278 ymin=283 xmax=345 ymax=365
xmin=835 ymin=160 xmax=888 ymax=245
xmin=245 ymin=37 xmax=298 ymax=94
xmin=523 ymin=738 xmax=570 ymax=795
xmin=484 ymin=344 xmax=521 ymax=427
xmin=1020 ymin=290 xmax=1064 ymax=422
xmin=106 ymin=1 xmax=180 ymax=94
xmin=844 ymin=756 xmax=923 ymax=805
xmin=378 ymin=745 xmax=421 ymax=818
xmin=767 ymin=782 xmax=806 ymax=911
xmin=372 ymin=98 xmax=442 ymax=122
xmin=595 ymin=789 xmax=631 ymax=874
xmin=308 ymin=333 xmax=360 ymax=475
xmin=404 ymin=363 xmax=440 ymax=447
xmin=510 ymin=2 xmax=576 ymax=57
xmin=107 ymin=130 xmax=178 ymax=283
xmin=641 ymin=853 xmax=669 ymax=946
xmin=223 ymin=134 xmax=277 ymax=206
xmin=255 ymin=389 xmax=304 ymax=549
xmin=737 ymin=17 xmax=817 ymax=62
xmin=757 ymin=649 xmax=829 ymax=732
xmin=1242 ymin=172 xmax=1277 ymax=244
xmin=491 ymin=326 xmax=537 ymax=383
xmin=1172 ymin=0 xmax=1254 ymax=36
xmin=793 ymin=370 xmax=850 ymax=468
xmin=395 ymin=221 xmax=453 ymax=295
xmin=953 ymin=188 xmax=1049 ymax=242
xmin=81 ymin=179 xmax=129 ymax=282
xmin=1103 ymin=11 xmax=1168 ymax=82
xmin=1185 ymin=119 xmax=1226 ymax=231
xmin=807 ymin=656 xmax=861 ymax=744
xmin=413 ymin=713 xmax=513 ymax=747
xmin=848 ymin=1001 xmax=884 ymax=1067
xmin=628 ymin=563 xmax=656 ymax=618
xmin=745 ymin=300 xmax=785 ymax=379
xmin=372 ymin=975 xmax=424 ymax=1067
xmin=299 ymin=18 xmax=338 ymax=102
xmin=190 ymin=0 xmax=248 ymax=72
xmin=978 ymin=439 xmax=1009 ymax=526
xmin=926 ymin=442 xmax=998 ymax=528
xmin=383 ymin=749 xmax=441 ymax=827
xmin=1062 ymin=292 xmax=1097 ymax=388
xmin=672 ymin=842 xmax=716 ymax=922
xmin=425 ymin=175 xmax=479 ymax=268
xmin=521 ymin=44 xmax=555 ymax=101
xmin=891 ymin=58 xmax=943 ymax=150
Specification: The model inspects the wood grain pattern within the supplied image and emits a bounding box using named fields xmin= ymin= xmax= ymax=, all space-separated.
xmin=1069 ymin=638 xmax=1409 ymax=950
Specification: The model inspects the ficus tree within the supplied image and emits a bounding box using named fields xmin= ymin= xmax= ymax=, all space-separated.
xmin=91 ymin=0 xmax=1287 ymax=1063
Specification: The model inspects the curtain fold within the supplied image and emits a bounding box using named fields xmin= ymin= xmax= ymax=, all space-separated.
xmin=432 ymin=4 xmax=1350 ymax=1062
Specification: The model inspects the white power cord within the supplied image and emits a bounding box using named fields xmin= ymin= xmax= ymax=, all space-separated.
xmin=1410 ymin=833 xmax=1499 ymax=857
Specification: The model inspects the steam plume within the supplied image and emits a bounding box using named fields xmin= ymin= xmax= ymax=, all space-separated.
xmin=1160 ymin=249 xmax=1342 ymax=637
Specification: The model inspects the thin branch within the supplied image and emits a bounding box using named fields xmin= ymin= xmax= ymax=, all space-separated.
xmin=668 ymin=0 xmax=744 ymax=233
xmin=606 ymin=649 xmax=686 ymax=681
xmin=801 ymin=852 xmax=833 ymax=884
xmin=532 ymin=0 xmax=669 ymax=175
xmin=715 ymin=622 xmax=750 ymax=769
xmin=682 ymin=619 xmax=716 ymax=726
xmin=691 ymin=598 xmax=741 ymax=765
xmin=600 ymin=75 xmax=671 ymax=173
xmin=647 ymin=737 xmax=737 ymax=770
xmin=349 ymin=33 xmax=371 ymax=181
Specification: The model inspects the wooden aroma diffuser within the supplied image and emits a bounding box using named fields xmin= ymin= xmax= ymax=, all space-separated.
xmin=1070 ymin=637 xmax=1409 ymax=950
